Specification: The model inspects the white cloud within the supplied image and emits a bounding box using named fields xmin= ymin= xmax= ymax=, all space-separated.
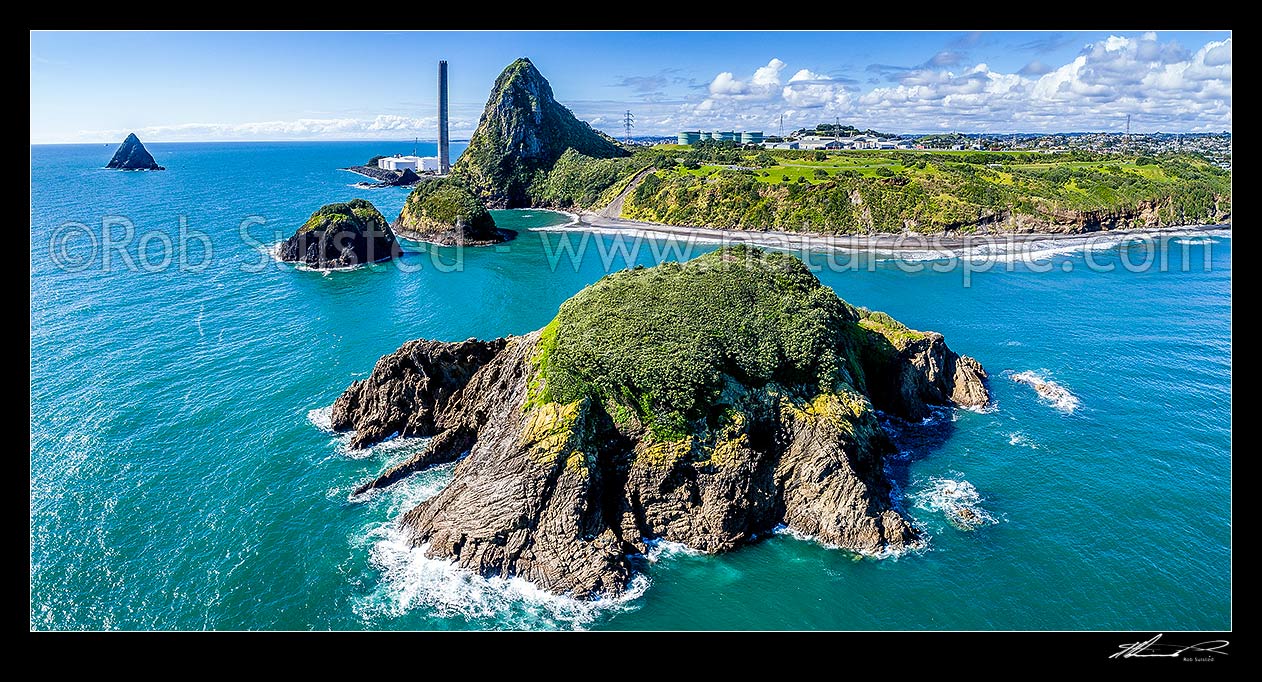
xmin=662 ymin=33 xmax=1230 ymax=134
xmin=703 ymin=58 xmax=786 ymax=101
xmin=73 ymin=33 xmax=1231 ymax=142
xmin=781 ymin=69 xmax=852 ymax=110
xmin=81 ymin=114 xmax=483 ymax=142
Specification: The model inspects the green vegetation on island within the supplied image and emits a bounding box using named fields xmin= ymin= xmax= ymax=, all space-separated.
xmin=279 ymin=198 xmax=400 ymax=269
xmin=395 ymin=177 xmax=503 ymax=245
xmin=529 ymin=246 xmax=937 ymax=441
xmin=297 ymin=198 xmax=389 ymax=234
xmin=334 ymin=245 xmax=989 ymax=597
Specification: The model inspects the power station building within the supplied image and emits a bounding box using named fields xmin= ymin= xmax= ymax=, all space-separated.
xmin=378 ymin=155 xmax=441 ymax=172
xmin=677 ymin=130 xmax=763 ymax=145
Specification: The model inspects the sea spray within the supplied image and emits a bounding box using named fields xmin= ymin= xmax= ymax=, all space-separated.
xmin=1010 ymin=370 xmax=1081 ymax=414
xmin=913 ymin=476 xmax=1000 ymax=531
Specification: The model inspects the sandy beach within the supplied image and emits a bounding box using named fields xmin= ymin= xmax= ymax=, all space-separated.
xmin=558 ymin=211 xmax=1231 ymax=253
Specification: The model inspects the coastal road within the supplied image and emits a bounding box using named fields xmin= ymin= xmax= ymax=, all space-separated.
xmin=598 ymin=166 xmax=656 ymax=219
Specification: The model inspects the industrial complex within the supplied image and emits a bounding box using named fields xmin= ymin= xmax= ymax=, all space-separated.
xmin=363 ymin=60 xmax=452 ymax=180
xmin=676 ymin=129 xmax=911 ymax=151
xmin=677 ymin=131 xmax=764 ymax=145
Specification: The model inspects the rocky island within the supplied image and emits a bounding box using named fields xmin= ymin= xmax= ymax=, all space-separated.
xmin=331 ymin=246 xmax=988 ymax=598
xmin=394 ymin=178 xmax=511 ymax=246
xmin=278 ymin=199 xmax=401 ymax=269
xmin=453 ymin=57 xmax=628 ymax=208
xmin=106 ymin=133 xmax=165 ymax=171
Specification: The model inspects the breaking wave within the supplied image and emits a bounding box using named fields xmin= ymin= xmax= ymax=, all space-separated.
xmin=1008 ymin=431 xmax=1042 ymax=449
xmin=913 ymin=476 xmax=1000 ymax=531
xmin=351 ymin=472 xmax=648 ymax=630
xmin=1010 ymin=370 xmax=1081 ymax=414
xmin=307 ymin=405 xmax=432 ymax=461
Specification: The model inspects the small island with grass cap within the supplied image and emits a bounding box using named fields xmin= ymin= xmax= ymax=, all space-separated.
xmin=328 ymin=245 xmax=988 ymax=599
xmin=278 ymin=199 xmax=401 ymax=269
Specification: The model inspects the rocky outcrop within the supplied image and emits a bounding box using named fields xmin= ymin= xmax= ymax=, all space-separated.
xmin=391 ymin=168 xmax=422 ymax=186
xmin=332 ymin=337 xmax=506 ymax=449
xmin=106 ymin=133 xmax=164 ymax=171
xmin=278 ymin=199 xmax=401 ymax=269
xmin=394 ymin=177 xmax=509 ymax=246
xmin=854 ymin=309 xmax=989 ymax=421
xmin=332 ymin=247 xmax=989 ymax=599
xmin=453 ymin=58 xmax=629 ymax=208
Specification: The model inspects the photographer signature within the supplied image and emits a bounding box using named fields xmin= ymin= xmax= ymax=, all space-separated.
xmin=1111 ymin=634 xmax=1229 ymax=659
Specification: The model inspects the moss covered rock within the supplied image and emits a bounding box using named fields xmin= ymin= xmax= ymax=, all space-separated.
xmin=333 ymin=247 xmax=989 ymax=599
xmin=278 ymin=198 xmax=399 ymax=269
xmin=393 ymin=177 xmax=506 ymax=246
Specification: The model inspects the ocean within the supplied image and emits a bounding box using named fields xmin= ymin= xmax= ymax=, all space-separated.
xmin=30 ymin=141 xmax=1231 ymax=630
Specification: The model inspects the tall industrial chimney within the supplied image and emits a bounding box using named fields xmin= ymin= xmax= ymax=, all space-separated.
xmin=438 ymin=60 xmax=450 ymax=175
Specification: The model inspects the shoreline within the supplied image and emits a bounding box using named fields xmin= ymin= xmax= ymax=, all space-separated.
xmin=551 ymin=211 xmax=1231 ymax=253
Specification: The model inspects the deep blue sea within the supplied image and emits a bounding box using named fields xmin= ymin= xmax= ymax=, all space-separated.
xmin=30 ymin=141 xmax=1231 ymax=630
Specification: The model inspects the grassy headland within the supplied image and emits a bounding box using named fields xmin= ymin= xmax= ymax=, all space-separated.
xmin=532 ymin=142 xmax=1230 ymax=235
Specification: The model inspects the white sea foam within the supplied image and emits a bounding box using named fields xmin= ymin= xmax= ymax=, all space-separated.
xmin=307 ymin=405 xmax=432 ymax=460
xmin=531 ymin=223 xmax=733 ymax=247
xmin=307 ymin=406 xmax=334 ymax=432
xmin=642 ymin=538 xmax=701 ymax=563
xmin=1010 ymin=370 xmax=1081 ymax=414
xmin=772 ymin=524 xmax=924 ymax=558
xmin=354 ymin=521 xmax=648 ymax=630
xmin=913 ymin=475 xmax=999 ymax=531
xmin=342 ymin=447 xmax=649 ymax=629
xmin=1171 ymin=235 xmax=1219 ymax=245
xmin=1008 ymin=431 xmax=1041 ymax=449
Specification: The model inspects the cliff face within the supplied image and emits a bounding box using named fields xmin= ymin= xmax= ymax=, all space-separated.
xmin=393 ymin=177 xmax=507 ymax=246
xmin=278 ymin=199 xmax=401 ymax=269
xmin=453 ymin=58 xmax=628 ymax=208
xmin=106 ymin=133 xmax=164 ymax=171
xmin=966 ymin=197 xmax=1232 ymax=235
xmin=333 ymin=247 xmax=988 ymax=599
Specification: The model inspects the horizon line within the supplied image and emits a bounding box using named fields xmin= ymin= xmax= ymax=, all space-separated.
xmin=29 ymin=129 xmax=1234 ymax=146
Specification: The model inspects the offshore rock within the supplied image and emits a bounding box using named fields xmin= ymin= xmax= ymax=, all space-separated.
xmin=106 ymin=133 xmax=164 ymax=170
xmin=278 ymin=199 xmax=401 ymax=269
xmin=334 ymin=247 xmax=989 ymax=598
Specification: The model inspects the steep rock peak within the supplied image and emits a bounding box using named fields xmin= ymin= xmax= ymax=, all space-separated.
xmin=453 ymin=57 xmax=629 ymax=208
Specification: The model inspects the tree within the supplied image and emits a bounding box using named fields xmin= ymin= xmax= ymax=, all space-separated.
xmin=367 ymin=155 xmax=386 ymax=167
xmin=754 ymin=152 xmax=778 ymax=168
xmin=796 ymin=176 xmax=807 ymax=183
xmin=875 ymin=166 xmax=895 ymax=177
xmin=813 ymin=151 xmax=828 ymax=161
xmin=812 ymin=168 xmax=829 ymax=178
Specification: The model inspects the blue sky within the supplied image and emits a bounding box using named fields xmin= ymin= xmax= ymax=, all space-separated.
xmin=30 ymin=30 xmax=1231 ymax=143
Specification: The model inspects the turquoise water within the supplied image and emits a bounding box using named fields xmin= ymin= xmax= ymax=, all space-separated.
xmin=30 ymin=142 xmax=1231 ymax=630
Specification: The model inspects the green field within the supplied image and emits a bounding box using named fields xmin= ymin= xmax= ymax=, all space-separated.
xmin=524 ymin=142 xmax=1230 ymax=235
